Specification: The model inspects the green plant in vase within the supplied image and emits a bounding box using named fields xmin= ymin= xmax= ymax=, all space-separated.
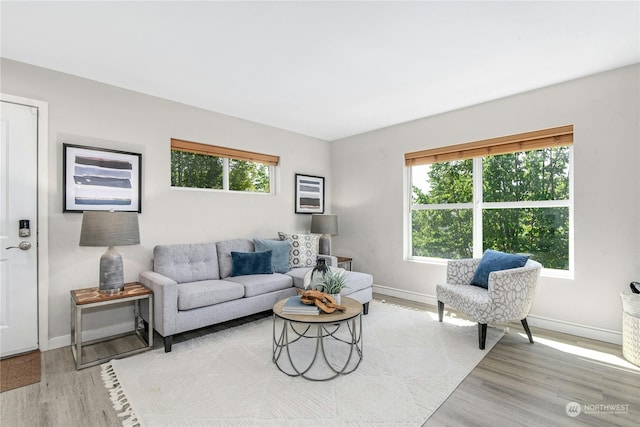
xmin=314 ymin=269 xmax=348 ymax=304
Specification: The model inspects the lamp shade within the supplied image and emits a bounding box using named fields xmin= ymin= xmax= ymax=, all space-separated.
xmin=310 ymin=214 xmax=338 ymax=236
xmin=79 ymin=211 xmax=140 ymax=247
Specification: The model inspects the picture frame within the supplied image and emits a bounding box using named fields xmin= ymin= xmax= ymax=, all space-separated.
xmin=295 ymin=173 xmax=324 ymax=214
xmin=63 ymin=143 xmax=142 ymax=213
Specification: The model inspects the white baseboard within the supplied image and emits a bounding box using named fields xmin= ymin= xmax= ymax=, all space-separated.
xmin=526 ymin=315 xmax=622 ymax=345
xmin=48 ymin=320 xmax=136 ymax=351
xmin=373 ymin=284 xmax=438 ymax=306
xmin=372 ymin=284 xmax=622 ymax=345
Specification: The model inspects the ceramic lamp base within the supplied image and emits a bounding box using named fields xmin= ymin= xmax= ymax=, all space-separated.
xmin=99 ymin=246 xmax=124 ymax=294
xmin=318 ymin=234 xmax=331 ymax=255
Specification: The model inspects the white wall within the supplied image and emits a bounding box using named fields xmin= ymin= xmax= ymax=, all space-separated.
xmin=331 ymin=64 xmax=640 ymax=343
xmin=1 ymin=59 xmax=332 ymax=348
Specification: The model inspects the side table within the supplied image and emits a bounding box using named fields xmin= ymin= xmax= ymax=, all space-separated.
xmin=336 ymin=256 xmax=353 ymax=271
xmin=70 ymin=282 xmax=153 ymax=370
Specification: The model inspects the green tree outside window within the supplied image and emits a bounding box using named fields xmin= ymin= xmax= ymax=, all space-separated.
xmin=171 ymin=150 xmax=271 ymax=193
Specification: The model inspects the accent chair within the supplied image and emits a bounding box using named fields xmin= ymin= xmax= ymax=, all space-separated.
xmin=436 ymin=257 xmax=543 ymax=349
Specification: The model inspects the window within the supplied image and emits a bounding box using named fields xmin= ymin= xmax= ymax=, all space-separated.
xmin=406 ymin=126 xmax=573 ymax=271
xmin=170 ymin=138 xmax=278 ymax=193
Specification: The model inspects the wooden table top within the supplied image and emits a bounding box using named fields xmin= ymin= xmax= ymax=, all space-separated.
xmin=273 ymin=296 xmax=362 ymax=323
xmin=71 ymin=282 xmax=151 ymax=305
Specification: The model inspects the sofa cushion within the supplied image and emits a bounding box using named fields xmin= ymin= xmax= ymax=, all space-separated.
xmin=254 ymin=238 xmax=290 ymax=273
xmin=471 ymin=249 xmax=530 ymax=289
xmin=216 ymin=239 xmax=254 ymax=279
xmin=177 ymin=279 xmax=244 ymax=310
xmin=153 ymin=243 xmax=219 ymax=284
xmin=285 ymin=267 xmax=311 ymax=288
xmin=278 ymin=232 xmax=318 ymax=268
xmin=231 ymin=250 xmax=273 ymax=276
xmin=226 ymin=273 xmax=293 ymax=298
xmin=340 ymin=271 xmax=374 ymax=296
xmin=285 ymin=268 xmax=373 ymax=295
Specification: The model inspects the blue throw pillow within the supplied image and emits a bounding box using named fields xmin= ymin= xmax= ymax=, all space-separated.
xmin=231 ymin=250 xmax=273 ymax=276
xmin=253 ymin=238 xmax=290 ymax=273
xmin=470 ymin=249 xmax=530 ymax=288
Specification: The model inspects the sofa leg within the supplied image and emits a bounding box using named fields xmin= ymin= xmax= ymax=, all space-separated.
xmin=478 ymin=323 xmax=487 ymax=350
xmin=521 ymin=318 xmax=534 ymax=344
xmin=362 ymin=302 xmax=369 ymax=315
xmin=437 ymin=301 xmax=444 ymax=322
xmin=164 ymin=335 xmax=173 ymax=353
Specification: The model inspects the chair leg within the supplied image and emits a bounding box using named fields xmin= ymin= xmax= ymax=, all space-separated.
xmin=437 ymin=301 xmax=444 ymax=322
xmin=478 ymin=323 xmax=487 ymax=350
xmin=521 ymin=318 xmax=534 ymax=344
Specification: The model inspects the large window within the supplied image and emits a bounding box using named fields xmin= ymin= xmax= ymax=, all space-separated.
xmin=406 ymin=126 xmax=573 ymax=271
xmin=170 ymin=138 xmax=277 ymax=193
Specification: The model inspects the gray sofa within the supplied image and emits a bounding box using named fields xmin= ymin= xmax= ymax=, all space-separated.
xmin=139 ymin=238 xmax=373 ymax=352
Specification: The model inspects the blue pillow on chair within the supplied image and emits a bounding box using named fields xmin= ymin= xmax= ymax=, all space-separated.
xmin=471 ymin=249 xmax=530 ymax=288
xmin=231 ymin=250 xmax=273 ymax=276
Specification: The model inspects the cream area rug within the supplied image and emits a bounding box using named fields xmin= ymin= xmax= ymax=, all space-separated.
xmin=101 ymin=300 xmax=503 ymax=426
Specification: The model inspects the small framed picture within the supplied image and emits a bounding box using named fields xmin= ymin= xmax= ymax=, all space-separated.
xmin=63 ymin=143 xmax=142 ymax=213
xmin=295 ymin=174 xmax=324 ymax=214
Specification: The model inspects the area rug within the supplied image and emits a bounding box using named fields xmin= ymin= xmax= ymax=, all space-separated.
xmin=101 ymin=300 xmax=503 ymax=426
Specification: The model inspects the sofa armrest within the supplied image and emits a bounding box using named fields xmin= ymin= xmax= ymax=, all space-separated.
xmin=318 ymin=254 xmax=338 ymax=268
xmin=139 ymin=270 xmax=178 ymax=337
xmin=446 ymin=258 xmax=481 ymax=285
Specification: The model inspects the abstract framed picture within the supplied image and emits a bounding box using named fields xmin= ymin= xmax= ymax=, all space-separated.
xmin=63 ymin=143 xmax=142 ymax=213
xmin=295 ymin=173 xmax=324 ymax=214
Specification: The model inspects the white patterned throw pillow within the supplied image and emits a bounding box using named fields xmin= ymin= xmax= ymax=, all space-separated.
xmin=278 ymin=232 xmax=318 ymax=268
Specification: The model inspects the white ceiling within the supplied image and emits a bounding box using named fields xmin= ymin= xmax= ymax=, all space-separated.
xmin=1 ymin=1 xmax=639 ymax=141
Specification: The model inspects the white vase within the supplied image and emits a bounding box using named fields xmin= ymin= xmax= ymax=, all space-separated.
xmin=331 ymin=293 xmax=341 ymax=305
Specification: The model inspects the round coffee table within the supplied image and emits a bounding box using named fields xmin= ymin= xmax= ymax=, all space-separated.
xmin=272 ymin=296 xmax=363 ymax=381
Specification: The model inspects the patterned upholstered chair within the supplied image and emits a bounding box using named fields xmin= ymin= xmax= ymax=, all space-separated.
xmin=436 ymin=257 xmax=543 ymax=349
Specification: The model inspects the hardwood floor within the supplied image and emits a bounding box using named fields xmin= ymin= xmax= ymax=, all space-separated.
xmin=393 ymin=296 xmax=640 ymax=427
xmin=1 ymin=295 xmax=638 ymax=426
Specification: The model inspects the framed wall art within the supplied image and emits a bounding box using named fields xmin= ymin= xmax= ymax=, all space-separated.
xmin=63 ymin=143 xmax=142 ymax=213
xmin=295 ymin=173 xmax=324 ymax=214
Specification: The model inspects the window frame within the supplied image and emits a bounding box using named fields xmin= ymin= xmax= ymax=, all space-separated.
xmin=170 ymin=138 xmax=278 ymax=194
xmin=406 ymin=127 xmax=574 ymax=276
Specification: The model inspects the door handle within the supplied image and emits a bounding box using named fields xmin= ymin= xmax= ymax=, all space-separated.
xmin=5 ymin=241 xmax=32 ymax=250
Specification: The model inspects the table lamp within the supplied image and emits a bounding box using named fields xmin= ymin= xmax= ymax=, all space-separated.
xmin=79 ymin=210 xmax=140 ymax=294
xmin=310 ymin=214 xmax=338 ymax=255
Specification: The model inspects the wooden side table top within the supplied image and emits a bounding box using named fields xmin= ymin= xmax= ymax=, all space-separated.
xmin=336 ymin=256 xmax=353 ymax=263
xmin=71 ymin=282 xmax=151 ymax=305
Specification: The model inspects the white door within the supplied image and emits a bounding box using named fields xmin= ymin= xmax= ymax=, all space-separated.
xmin=0 ymin=101 xmax=38 ymax=358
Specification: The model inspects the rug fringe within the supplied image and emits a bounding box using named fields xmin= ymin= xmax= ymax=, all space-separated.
xmin=101 ymin=362 xmax=141 ymax=427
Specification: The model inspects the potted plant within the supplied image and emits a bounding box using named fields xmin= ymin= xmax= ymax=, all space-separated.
xmin=314 ymin=269 xmax=348 ymax=304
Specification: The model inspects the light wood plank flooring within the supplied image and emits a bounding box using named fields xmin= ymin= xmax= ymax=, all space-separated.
xmin=1 ymin=295 xmax=638 ymax=426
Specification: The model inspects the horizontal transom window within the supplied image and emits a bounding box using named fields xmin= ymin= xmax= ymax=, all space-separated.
xmin=171 ymin=138 xmax=277 ymax=193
